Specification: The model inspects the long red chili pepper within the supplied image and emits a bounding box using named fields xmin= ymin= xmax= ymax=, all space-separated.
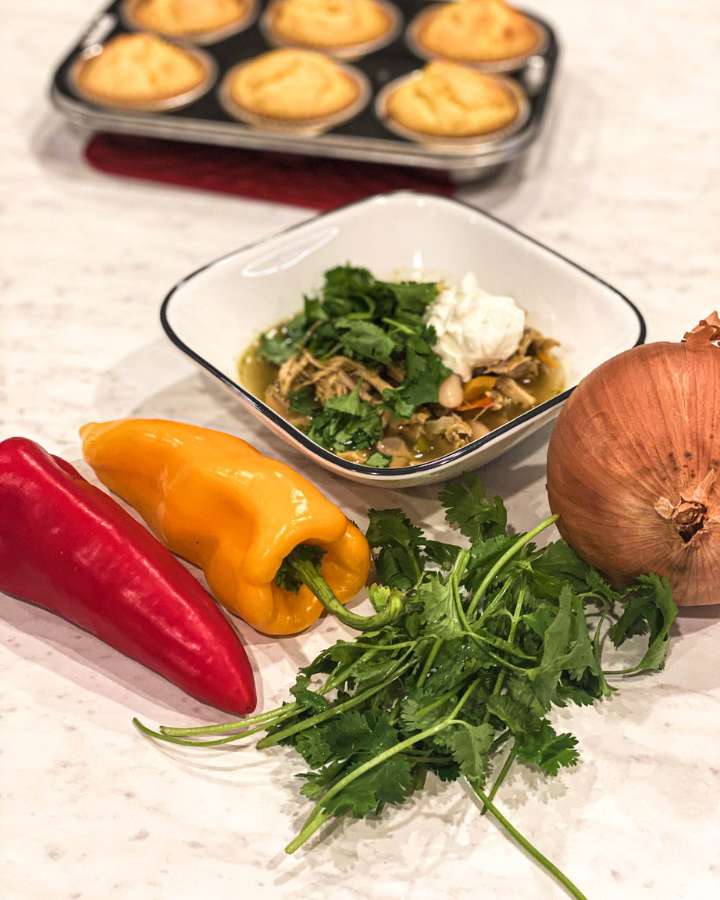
xmin=0 ymin=437 xmax=256 ymax=714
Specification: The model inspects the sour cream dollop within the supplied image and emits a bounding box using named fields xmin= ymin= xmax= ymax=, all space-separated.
xmin=426 ymin=273 xmax=525 ymax=381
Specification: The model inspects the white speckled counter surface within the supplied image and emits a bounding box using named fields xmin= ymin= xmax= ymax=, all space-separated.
xmin=2 ymin=2 xmax=720 ymax=898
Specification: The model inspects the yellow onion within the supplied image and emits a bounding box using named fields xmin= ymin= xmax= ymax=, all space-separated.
xmin=547 ymin=313 xmax=720 ymax=605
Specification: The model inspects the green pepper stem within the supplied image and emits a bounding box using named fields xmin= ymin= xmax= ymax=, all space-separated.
xmin=292 ymin=559 xmax=404 ymax=631
xmin=474 ymin=789 xmax=588 ymax=900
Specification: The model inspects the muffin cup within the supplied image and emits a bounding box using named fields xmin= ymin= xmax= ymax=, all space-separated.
xmin=406 ymin=6 xmax=549 ymax=73
xmin=218 ymin=59 xmax=371 ymax=135
xmin=261 ymin=0 xmax=402 ymax=61
xmin=69 ymin=41 xmax=217 ymax=112
xmin=121 ymin=0 xmax=259 ymax=46
xmin=375 ymin=70 xmax=530 ymax=152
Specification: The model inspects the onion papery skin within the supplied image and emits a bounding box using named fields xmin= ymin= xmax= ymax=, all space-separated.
xmin=547 ymin=323 xmax=720 ymax=605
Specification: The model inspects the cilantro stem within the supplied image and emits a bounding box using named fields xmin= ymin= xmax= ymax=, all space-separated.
xmin=481 ymin=746 xmax=517 ymax=816
xmin=452 ymin=550 xmax=472 ymax=632
xmin=322 ymin=649 xmax=380 ymax=692
xmin=286 ymin=682 xmax=478 ymax=854
xmin=381 ymin=317 xmax=415 ymax=335
xmin=339 ymin=640 xmax=417 ymax=651
xmin=158 ymin=705 xmax=298 ymax=738
xmin=484 ymin=582 xmax=527 ymax=718
xmin=415 ymin=688 xmax=459 ymax=718
xmin=477 ymin=582 xmax=526 ymax=812
xmin=258 ymin=657 xmax=415 ymax=750
xmin=292 ymin=559 xmax=405 ymax=630
xmin=468 ymin=515 xmax=558 ymax=618
xmin=416 ymin=551 xmax=470 ymax=687
xmin=416 ymin=637 xmax=443 ymax=686
xmin=473 ymin=789 xmax=588 ymax=900
xmin=133 ymin=717 xmax=270 ymax=747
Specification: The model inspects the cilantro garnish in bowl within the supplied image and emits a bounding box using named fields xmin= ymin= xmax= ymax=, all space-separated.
xmin=240 ymin=265 xmax=562 ymax=468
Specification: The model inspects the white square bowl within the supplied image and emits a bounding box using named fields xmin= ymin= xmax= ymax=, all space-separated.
xmin=161 ymin=192 xmax=645 ymax=487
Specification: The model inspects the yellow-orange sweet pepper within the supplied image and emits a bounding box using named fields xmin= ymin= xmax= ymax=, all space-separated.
xmin=80 ymin=419 xmax=370 ymax=636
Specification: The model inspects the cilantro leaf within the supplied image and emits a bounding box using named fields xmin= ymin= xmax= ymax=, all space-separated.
xmin=383 ymin=332 xmax=450 ymax=418
xmin=445 ymin=723 xmax=494 ymax=788
xmin=257 ymin=311 xmax=307 ymax=365
xmin=322 ymin=756 xmax=415 ymax=818
xmin=515 ymin=722 xmax=580 ymax=777
xmin=289 ymin=674 xmax=330 ymax=715
xmin=441 ymin=475 xmax=508 ymax=542
xmin=365 ymin=451 xmax=391 ymax=468
xmin=609 ymin=574 xmax=677 ymax=673
xmin=383 ymin=280 xmax=438 ymax=329
xmin=288 ymin=386 xmax=321 ymax=417
xmin=366 ymin=508 xmax=425 ymax=590
xmin=422 ymin=539 xmax=462 ymax=570
xmin=337 ymin=320 xmax=396 ymax=366
xmin=304 ymin=295 xmax=328 ymax=323
xmin=416 ymin=574 xmax=464 ymax=639
xmin=485 ymin=693 xmax=544 ymax=738
xmin=526 ymin=587 xmax=597 ymax=708
xmin=307 ymin=387 xmax=384 ymax=452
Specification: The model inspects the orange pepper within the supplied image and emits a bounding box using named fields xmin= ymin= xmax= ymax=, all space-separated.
xmin=80 ymin=419 xmax=370 ymax=636
xmin=538 ymin=350 xmax=559 ymax=369
xmin=457 ymin=395 xmax=495 ymax=412
xmin=462 ymin=375 xmax=497 ymax=402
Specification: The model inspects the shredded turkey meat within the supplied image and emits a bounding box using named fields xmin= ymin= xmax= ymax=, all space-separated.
xmin=424 ymin=414 xmax=474 ymax=450
xmin=276 ymin=350 xmax=393 ymax=404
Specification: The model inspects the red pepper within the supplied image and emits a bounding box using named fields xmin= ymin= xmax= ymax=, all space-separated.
xmin=0 ymin=438 xmax=256 ymax=715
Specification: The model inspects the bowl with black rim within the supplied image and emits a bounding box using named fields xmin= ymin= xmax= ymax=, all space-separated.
xmin=161 ymin=191 xmax=645 ymax=487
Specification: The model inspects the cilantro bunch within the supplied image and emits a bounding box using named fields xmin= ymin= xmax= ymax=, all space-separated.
xmin=256 ymin=266 xmax=450 ymax=457
xmin=136 ymin=476 xmax=676 ymax=899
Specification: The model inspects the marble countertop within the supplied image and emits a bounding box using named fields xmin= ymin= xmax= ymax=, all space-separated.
xmin=2 ymin=2 xmax=720 ymax=898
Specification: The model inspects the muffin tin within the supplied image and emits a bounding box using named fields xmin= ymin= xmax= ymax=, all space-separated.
xmin=50 ymin=1 xmax=560 ymax=178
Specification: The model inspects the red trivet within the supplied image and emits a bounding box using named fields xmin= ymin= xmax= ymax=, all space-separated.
xmin=85 ymin=133 xmax=455 ymax=211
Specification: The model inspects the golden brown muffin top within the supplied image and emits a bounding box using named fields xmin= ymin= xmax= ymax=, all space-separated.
xmin=268 ymin=0 xmax=391 ymax=49
xmin=386 ymin=60 xmax=519 ymax=137
xmin=417 ymin=0 xmax=540 ymax=62
xmin=228 ymin=48 xmax=359 ymax=120
xmin=77 ymin=33 xmax=206 ymax=105
xmin=130 ymin=0 xmax=250 ymax=36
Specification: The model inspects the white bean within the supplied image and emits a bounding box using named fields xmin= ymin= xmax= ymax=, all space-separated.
xmin=376 ymin=437 xmax=409 ymax=457
xmin=438 ymin=373 xmax=464 ymax=409
xmin=471 ymin=420 xmax=491 ymax=439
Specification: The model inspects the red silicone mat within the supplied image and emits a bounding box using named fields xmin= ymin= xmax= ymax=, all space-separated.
xmin=85 ymin=134 xmax=456 ymax=211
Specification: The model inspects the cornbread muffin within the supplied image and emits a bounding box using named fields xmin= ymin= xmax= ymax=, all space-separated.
xmin=75 ymin=33 xmax=207 ymax=106
xmin=415 ymin=0 xmax=540 ymax=63
xmin=385 ymin=61 xmax=519 ymax=138
xmin=227 ymin=49 xmax=359 ymax=120
xmin=128 ymin=0 xmax=251 ymax=38
xmin=267 ymin=0 xmax=392 ymax=51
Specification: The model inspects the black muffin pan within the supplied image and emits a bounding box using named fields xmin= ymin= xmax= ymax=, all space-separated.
xmin=50 ymin=1 xmax=560 ymax=176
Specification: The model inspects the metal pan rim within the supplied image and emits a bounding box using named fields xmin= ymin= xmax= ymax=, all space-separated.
xmin=217 ymin=58 xmax=371 ymax=136
xmin=374 ymin=70 xmax=530 ymax=153
xmin=259 ymin=0 xmax=403 ymax=61
xmin=52 ymin=83 xmax=538 ymax=171
xmin=406 ymin=5 xmax=549 ymax=74
xmin=120 ymin=0 xmax=259 ymax=46
xmin=68 ymin=40 xmax=217 ymax=113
